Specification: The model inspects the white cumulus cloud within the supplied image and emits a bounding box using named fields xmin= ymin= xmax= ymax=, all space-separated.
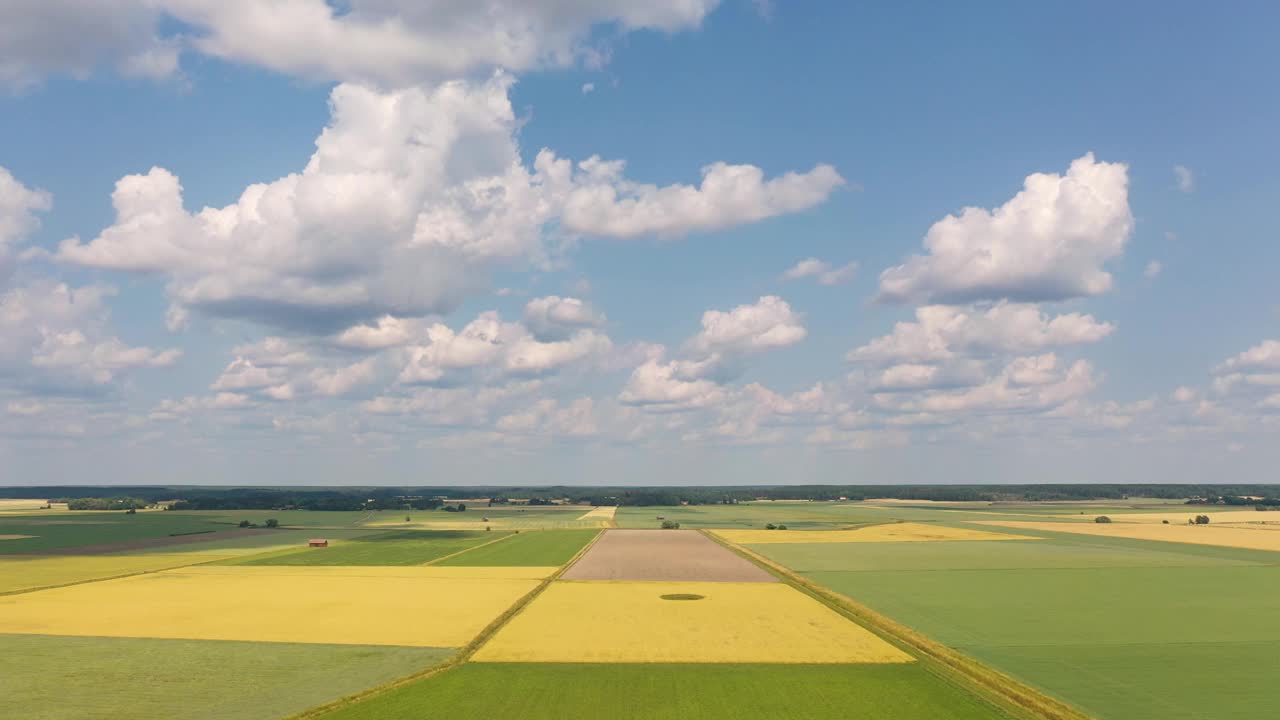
xmin=0 ymin=166 xmax=53 ymax=284
xmin=523 ymin=296 xmax=605 ymax=341
xmin=561 ymin=160 xmax=843 ymax=239
xmin=688 ymin=295 xmax=806 ymax=357
xmin=0 ymin=281 xmax=180 ymax=393
xmin=59 ymin=76 xmax=839 ymax=334
xmin=877 ymin=153 xmax=1132 ymax=305
xmin=849 ymin=302 xmax=1113 ymax=365
xmin=2 ymin=0 xmax=720 ymax=89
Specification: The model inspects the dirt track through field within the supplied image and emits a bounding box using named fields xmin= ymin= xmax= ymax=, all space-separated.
xmin=561 ymin=529 xmax=776 ymax=582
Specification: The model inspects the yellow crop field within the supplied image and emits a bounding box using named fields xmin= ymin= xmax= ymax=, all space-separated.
xmin=0 ymin=554 xmax=234 ymax=594
xmin=177 ymin=564 xmax=559 ymax=580
xmin=0 ymin=534 xmax=35 ymax=540
xmin=0 ymin=499 xmax=49 ymax=511
xmin=473 ymin=580 xmax=915 ymax=664
xmin=713 ymin=522 xmax=1037 ymax=545
xmin=0 ymin=565 xmax=539 ymax=646
xmin=976 ymin=520 xmax=1280 ymax=552
xmin=577 ymin=506 xmax=617 ymax=522
xmin=1049 ymin=510 xmax=1280 ymax=525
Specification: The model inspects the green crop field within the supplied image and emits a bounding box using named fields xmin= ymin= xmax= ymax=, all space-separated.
xmin=316 ymin=663 xmax=1012 ymax=720
xmin=114 ymin=527 xmax=379 ymax=556
xmin=224 ymin=530 xmax=507 ymax=566
xmin=0 ymin=634 xmax=450 ymax=720
xmin=614 ymin=503 xmax=892 ymax=529
xmin=611 ymin=502 xmax=1097 ymax=530
xmin=0 ymin=513 xmax=228 ymax=553
xmin=437 ymin=530 xmax=599 ymax=566
xmin=748 ymin=526 xmax=1280 ymax=720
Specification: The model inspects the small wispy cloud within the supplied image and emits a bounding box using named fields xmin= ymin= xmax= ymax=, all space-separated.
xmin=1144 ymin=260 xmax=1162 ymax=279
xmin=1174 ymin=164 xmax=1194 ymax=193
xmin=782 ymin=258 xmax=858 ymax=286
xmin=581 ymin=82 xmax=595 ymax=95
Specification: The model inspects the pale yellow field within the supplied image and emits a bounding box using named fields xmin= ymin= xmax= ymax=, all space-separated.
xmin=713 ymin=522 xmax=1038 ymax=545
xmin=975 ymin=520 xmax=1280 ymax=552
xmin=0 ymin=535 xmax=35 ymax=540
xmin=0 ymin=554 xmax=235 ymax=594
xmin=1051 ymin=510 xmax=1280 ymax=525
xmin=577 ymin=506 xmax=617 ymax=522
xmin=0 ymin=565 xmax=539 ymax=646
xmin=177 ymin=564 xmax=559 ymax=580
xmin=473 ymin=580 xmax=914 ymax=664
xmin=0 ymin=499 xmax=55 ymax=511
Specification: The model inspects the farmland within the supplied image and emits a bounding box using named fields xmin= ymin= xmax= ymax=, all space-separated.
xmin=435 ymin=529 xmax=599 ymax=566
xmin=3 ymin=495 xmax=1280 ymax=720
xmin=740 ymin=515 xmax=1280 ymax=720
xmin=472 ymin=580 xmax=914 ymax=663
xmin=318 ymin=663 xmax=1009 ymax=720
xmin=226 ymin=530 xmax=508 ymax=566
xmin=0 ymin=635 xmax=449 ymax=720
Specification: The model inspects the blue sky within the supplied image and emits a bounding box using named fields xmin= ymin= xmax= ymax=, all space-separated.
xmin=1 ymin=1 xmax=1277 ymax=486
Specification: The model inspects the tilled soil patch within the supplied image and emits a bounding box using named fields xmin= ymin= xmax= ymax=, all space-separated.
xmin=561 ymin=529 xmax=775 ymax=582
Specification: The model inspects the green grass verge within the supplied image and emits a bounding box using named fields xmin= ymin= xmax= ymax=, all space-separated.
xmin=316 ymin=663 xmax=1013 ymax=720
xmin=0 ymin=634 xmax=451 ymax=720
xmin=436 ymin=530 xmax=600 ymax=566
xmin=225 ymin=530 xmax=508 ymax=566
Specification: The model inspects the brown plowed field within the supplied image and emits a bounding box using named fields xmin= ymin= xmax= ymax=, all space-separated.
xmin=561 ymin=529 xmax=776 ymax=582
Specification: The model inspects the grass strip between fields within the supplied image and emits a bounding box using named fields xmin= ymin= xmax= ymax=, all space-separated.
xmin=284 ymin=529 xmax=606 ymax=720
xmin=702 ymin=530 xmax=1097 ymax=720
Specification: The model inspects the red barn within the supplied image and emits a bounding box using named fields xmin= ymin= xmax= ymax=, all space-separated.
xmin=308 ymin=539 xmax=328 ymax=548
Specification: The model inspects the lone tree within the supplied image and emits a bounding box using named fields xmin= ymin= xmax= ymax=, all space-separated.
xmin=1094 ymin=516 xmax=1112 ymax=523
xmin=238 ymin=520 xmax=251 ymax=528
xmin=1195 ymin=514 xmax=1211 ymax=525
xmin=661 ymin=519 xmax=681 ymax=529
xmin=265 ymin=518 xmax=279 ymax=528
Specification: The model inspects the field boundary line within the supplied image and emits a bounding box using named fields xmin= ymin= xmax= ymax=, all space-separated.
xmin=702 ymin=530 xmax=1096 ymax=720
xmin=420 ymin=532 xmax=516 ymax=566
xmin=285 ymin=528 xmax=606 ymax=720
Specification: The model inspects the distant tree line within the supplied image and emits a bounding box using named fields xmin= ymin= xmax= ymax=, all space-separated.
xmin=10 ymin=483 xmax=1279 ymax=511
xmin=56 ymin=496 xmax=150 ymax=511
xmin=168 ymin=489 xmax=443 ymax=512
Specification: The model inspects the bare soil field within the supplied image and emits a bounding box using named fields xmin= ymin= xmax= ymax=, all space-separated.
xmin=561 ymin=529 xmax=775 ymax=582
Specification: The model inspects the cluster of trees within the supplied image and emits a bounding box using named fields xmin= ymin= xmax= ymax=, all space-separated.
xmin=58 ymin=496 xmax=149 ymax=511
xmin=236 ymin=518 xmax=280 ymax=528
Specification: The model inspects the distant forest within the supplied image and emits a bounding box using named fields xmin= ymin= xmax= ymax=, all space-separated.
xmin=4 ymin=483 xmax=1279 ymax=511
